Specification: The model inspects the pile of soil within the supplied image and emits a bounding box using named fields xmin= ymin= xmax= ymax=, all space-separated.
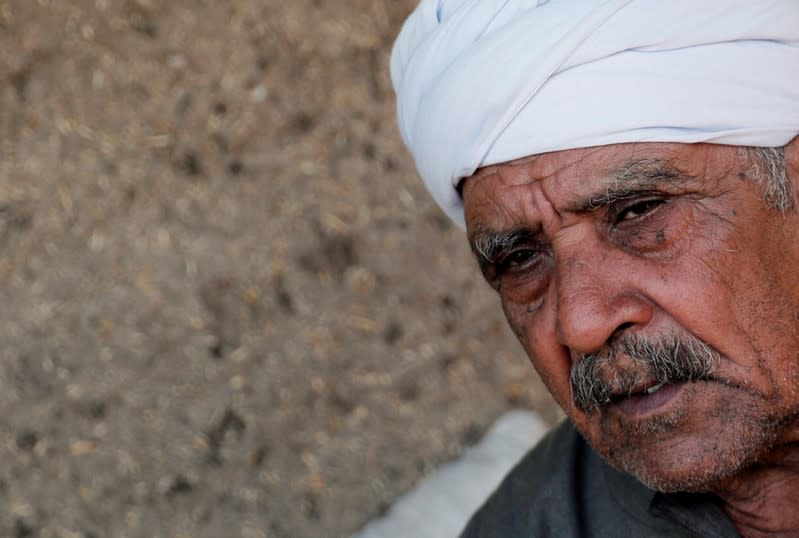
xmin=0 ymin=1 xmax=560 ymax=536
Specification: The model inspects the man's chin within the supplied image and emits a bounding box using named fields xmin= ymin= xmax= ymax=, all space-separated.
xmin=581 ymin=411 xmax=776 ymax=494
xmin=616 ymin=452 xmax=746 ymax=494
xmin=566 ymin=378 xmax=786 ymax=493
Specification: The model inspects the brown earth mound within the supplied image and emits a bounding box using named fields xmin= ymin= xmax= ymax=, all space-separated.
xmin=0 ymin=1 xmax=559 ymax=536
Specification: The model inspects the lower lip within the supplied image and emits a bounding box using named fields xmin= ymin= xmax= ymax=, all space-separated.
xmin=614 ymin=381 xmax=686 ymax=416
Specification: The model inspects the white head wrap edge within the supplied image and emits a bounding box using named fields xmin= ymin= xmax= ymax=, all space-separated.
xmin=391 ymin=0 xmax=799 ymax=227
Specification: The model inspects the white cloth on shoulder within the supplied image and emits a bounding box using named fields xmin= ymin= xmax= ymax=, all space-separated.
xmin=391 ymin=0 xmax=799 ymax=227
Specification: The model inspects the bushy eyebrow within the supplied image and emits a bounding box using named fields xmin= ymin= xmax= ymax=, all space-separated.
xmin=577 ymin=158 xmax=688 ymax=212
xmin=470 ymin=227 xmax=537 ymax=271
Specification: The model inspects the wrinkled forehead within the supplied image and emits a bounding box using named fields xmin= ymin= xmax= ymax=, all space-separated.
xmin=469 ymin=142 xmax=701 ymax=181
xmin=463 ymin=143 xmax=653 ymax=194
xmin=467 ymin=145 xmax=622 ymax=187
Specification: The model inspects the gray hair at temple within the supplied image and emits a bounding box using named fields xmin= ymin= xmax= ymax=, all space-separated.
xmin=748 ymin=147 xmax=791 ymax=211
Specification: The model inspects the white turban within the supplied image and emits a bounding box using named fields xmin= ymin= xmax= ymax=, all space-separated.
xmin=391 ymin=0 xmax=799 ymax=227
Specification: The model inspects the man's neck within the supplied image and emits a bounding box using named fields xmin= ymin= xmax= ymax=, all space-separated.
xmin=715 ymin=446 xmax=799 ymax=537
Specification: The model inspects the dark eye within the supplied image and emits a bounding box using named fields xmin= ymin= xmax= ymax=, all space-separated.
xmin=615 ymin=198 xmax=665 ymax=223
xmin=498 ymin=248 xmax=540 ymax=273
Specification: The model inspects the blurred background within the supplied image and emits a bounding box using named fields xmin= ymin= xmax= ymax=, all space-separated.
xmin=0 ymin=1 xmax=560 ymax=536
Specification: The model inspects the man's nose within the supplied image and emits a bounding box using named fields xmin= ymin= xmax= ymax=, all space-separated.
xmin=553 ymin=249 xmax=653 ymax=356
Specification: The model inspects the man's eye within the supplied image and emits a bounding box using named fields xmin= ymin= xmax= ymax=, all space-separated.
xmin=498 ymin=249 xmax=539 ymax=272
xmin=615 ymin=198 xmax=665 ymax=223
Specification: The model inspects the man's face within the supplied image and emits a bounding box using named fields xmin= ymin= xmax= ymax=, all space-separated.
xmin=462 ymin=142 xmax=799 ymax=492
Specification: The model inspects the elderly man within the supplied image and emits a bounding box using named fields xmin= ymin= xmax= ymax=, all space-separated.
xmin=391 ymin=1 xmax=799 ymax=536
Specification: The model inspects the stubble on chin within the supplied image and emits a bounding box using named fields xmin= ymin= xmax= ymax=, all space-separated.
xmin=578 ymin=401 xmax=781 ymax=493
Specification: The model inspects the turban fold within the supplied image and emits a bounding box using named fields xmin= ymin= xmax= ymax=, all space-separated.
xmin=391 ymin=0 xmax=799 ymax=226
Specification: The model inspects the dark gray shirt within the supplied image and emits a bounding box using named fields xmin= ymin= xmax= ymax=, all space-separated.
xmin=459 ymin=421 xmax=740 ymax=537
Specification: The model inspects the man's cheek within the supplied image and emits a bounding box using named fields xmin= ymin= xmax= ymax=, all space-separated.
xmin=500 ymin=297 xmax=531 ymax=342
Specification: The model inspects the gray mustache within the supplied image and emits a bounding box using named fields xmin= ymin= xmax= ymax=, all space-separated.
xmin=570 ymin=334 xmax=720 ymax=413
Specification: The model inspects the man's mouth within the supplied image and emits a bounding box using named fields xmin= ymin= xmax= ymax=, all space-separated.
xmin=569 ymin=332 xmax=721 ymax=414
xmin=608 ymin=379 xmax=667 ymax=402
xmin=610 ymin=380 xmax=686 ymax=417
